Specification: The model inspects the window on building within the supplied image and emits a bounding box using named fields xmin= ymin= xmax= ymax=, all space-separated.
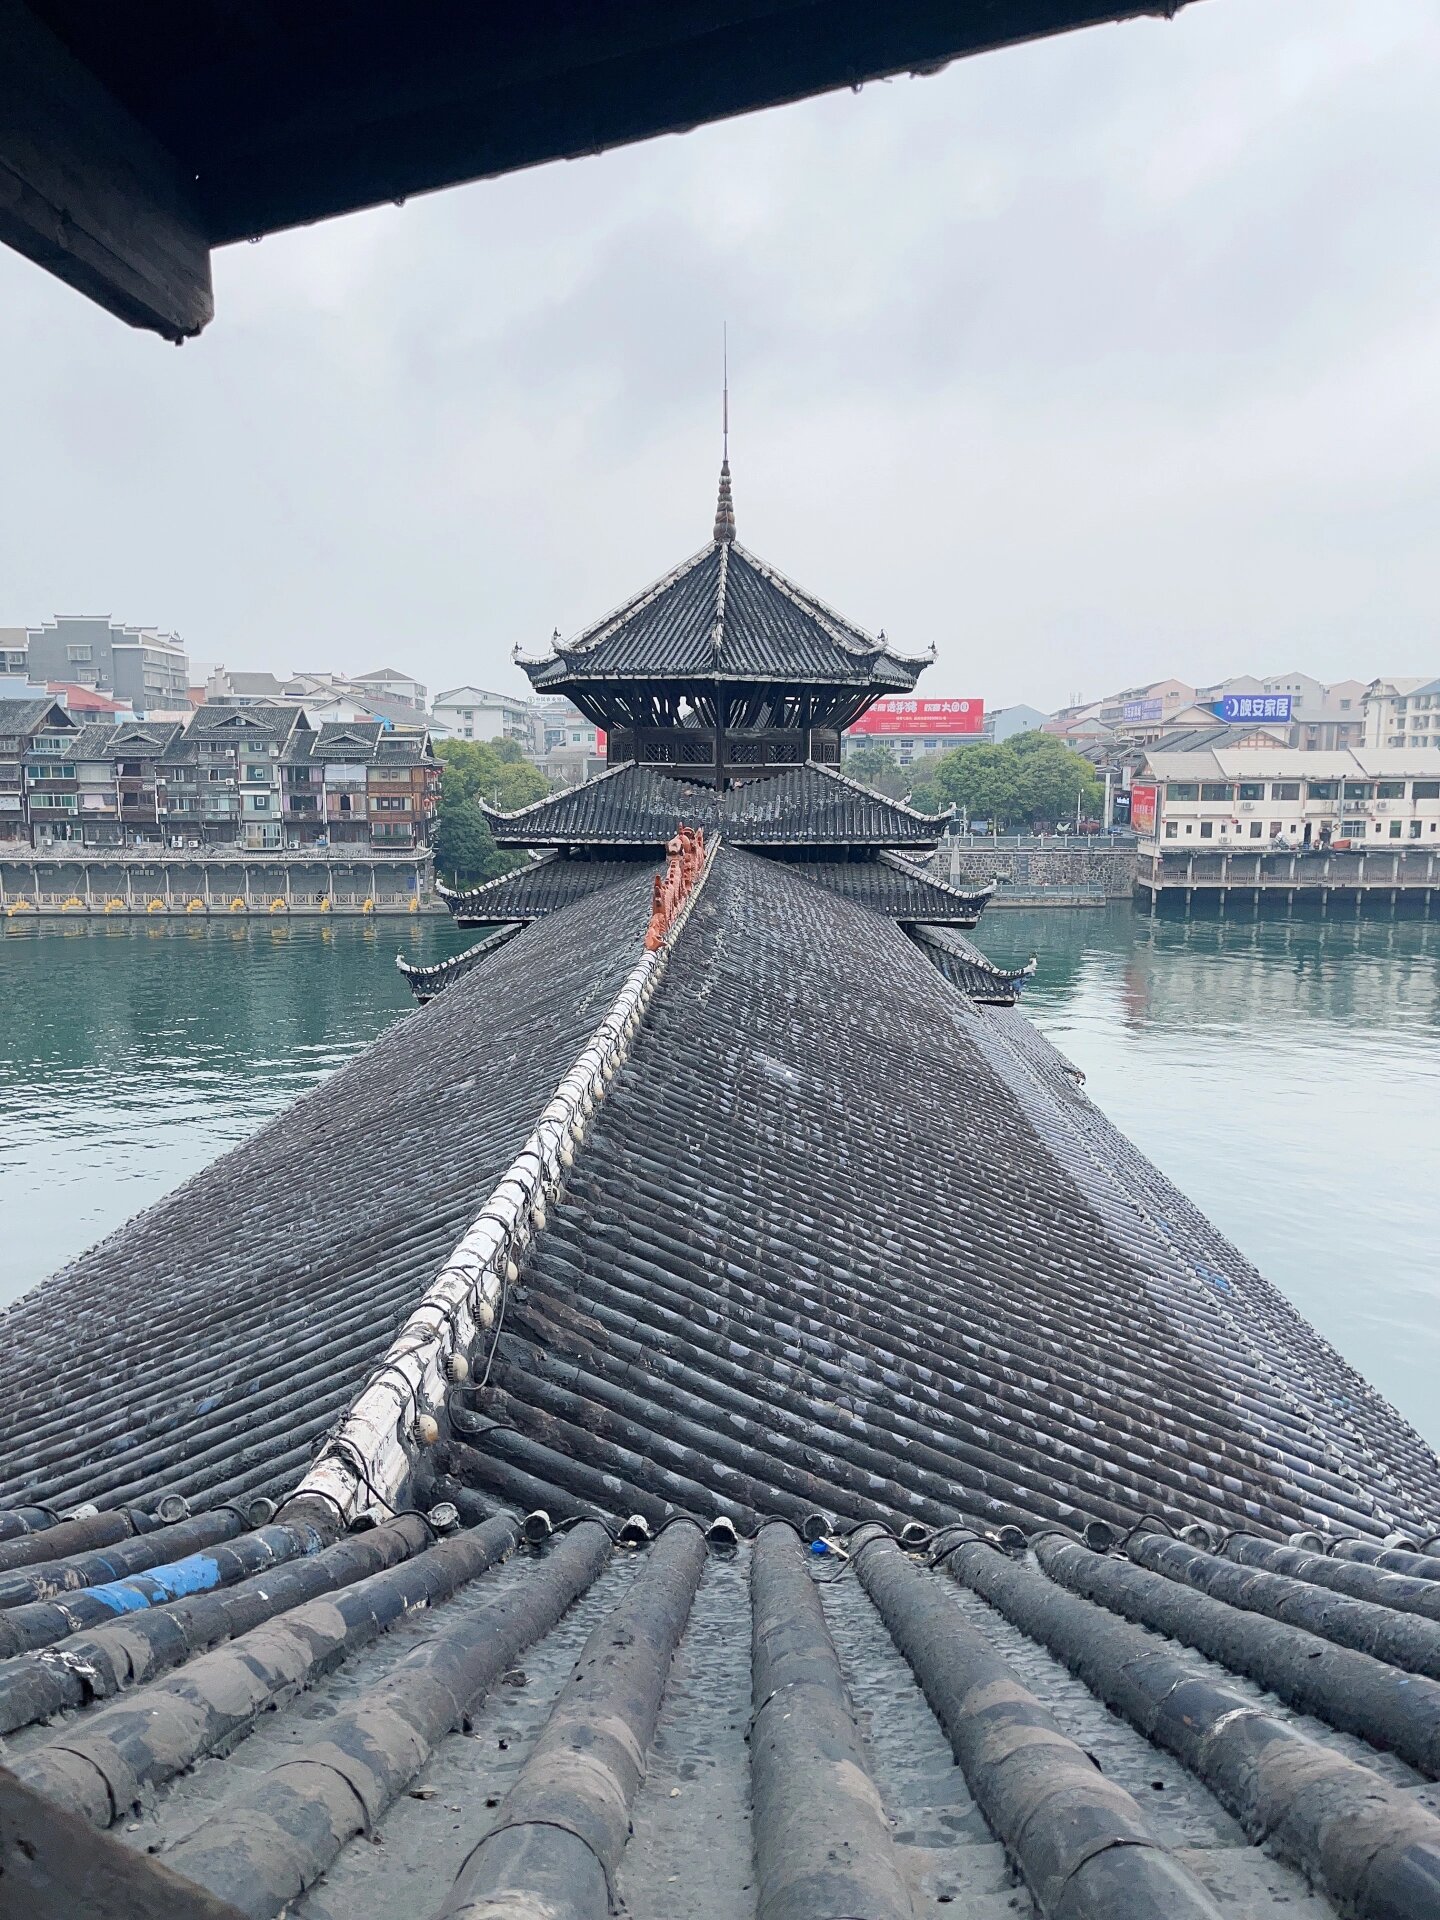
xmin=1269 ymin=821 xmax=1282 ymax=836
xmin=1272 ymin=783 xmax=1300 ymax=800
xmin=1410 ymin=820 xmax=1422 ymax=838
xmin=66 ymin=645 xmax=93 ymax=661
xmin=1167 ymin=782 xmax=1198 ymax=801
xmin=1376 ymin=781 xmax=1405 ymax=799
xmin=1414 ymin=782 xmax=1440 ymax=800
xmin=252 ymin=795 xmax=270 ymax=810
xmin=1164 ymin=821 xmax=1178 ymax=838
xmin=1339 ymin=699 xmax=1351 ymax=710
xmin=1237 ymin=783 xmax=1263 ymax=800
xmin=1342 ymin=821 xmax=1366 ymax=838
xmin=1249 ymin=821 xmax=1262 ymax=837
xmin=1199 ymin=821 xmax=1213 ymax=839
xmin=1200 ymin=783 xmax=1230 ymax=801
xmin=1307 ymin=782 xmax=1336 ymax=800
xmin=1388 ymin=819 xmax=1402 ymax=838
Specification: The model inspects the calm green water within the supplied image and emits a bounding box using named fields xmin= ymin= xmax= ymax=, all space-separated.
xmin=2 ymin=907 xmax=1437 ymax=1449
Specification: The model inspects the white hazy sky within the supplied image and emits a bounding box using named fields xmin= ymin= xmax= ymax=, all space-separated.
xmin=1 ymin=0 xmax=1437 ymax=713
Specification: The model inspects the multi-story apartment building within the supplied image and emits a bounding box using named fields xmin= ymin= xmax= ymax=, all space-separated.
xmin=1364 ymin=678 xmax=1440 ymax=750
xmin=350 ymin=667 xmax=427 ymax=712
xmin=25 ymin=616 xmax=189 ymax=715
xmin=1134 ymin=746 xmax=1440 ymax=851
xmin=431 ymin=684 xmax=533 ymax=744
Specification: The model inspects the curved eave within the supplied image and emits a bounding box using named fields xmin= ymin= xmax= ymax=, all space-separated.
xmin=522 ymin=659 xmax=925 ymax=691
xmin=437 ymin=853 xmax=556 ymax=920
xmin=395 ymin=923 xmax=524 ymax=1003
xmin=912 ymin=924 xmax=1038 ymax=1004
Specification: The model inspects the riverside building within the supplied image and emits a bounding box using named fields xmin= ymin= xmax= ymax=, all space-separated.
xmin=1137 ymin=746 xmax=1440 ymax=849
xmin=3 ymin=468 xmax=1440 ymax=1920
xmin=0 ymin=697 xmax=440 ymax=852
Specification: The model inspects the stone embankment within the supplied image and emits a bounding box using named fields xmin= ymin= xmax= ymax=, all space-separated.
xmin=1 ymin=849 xmax=437 ymax=918
xmin=933 ymin=838 xmax=1137 ymax=906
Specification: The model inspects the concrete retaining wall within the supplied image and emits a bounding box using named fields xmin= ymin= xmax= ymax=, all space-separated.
xmin=935 ymin=844 xmax=1136 ymax=903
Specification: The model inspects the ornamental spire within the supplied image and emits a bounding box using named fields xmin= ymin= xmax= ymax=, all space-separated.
xmin=713 ymin=325 xmax=736 ymax=544
xmin=713 ymin=458 xmax=735 ymax=544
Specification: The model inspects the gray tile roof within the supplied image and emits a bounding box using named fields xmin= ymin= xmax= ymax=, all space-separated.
xmin=0 ymin=697 xmax=72 ymax=736
xmin=0 ymin=870 xmax=659 ymax=1517
xmin=3 ymin=1514 xmax=1439 ymax=1920
xmin=441 ymin=847 xmax=1438 ymax=1544
xmin=786 ymin=850 xmax=994 ymax=924
xmin=912 ymin=922 xmax=1037 ymax=1000
xmin=4 ymin=845 xmax=1440 ymax=1920
xmin=525 ymin=539 xmax=925 ymax=689
xmin=440 ymin=853 xmax=658 ymax=926
xmin=484 ymin=760 xmax=948 ymax=848
xmin=185 ymin=703 xmax=308 ymax=743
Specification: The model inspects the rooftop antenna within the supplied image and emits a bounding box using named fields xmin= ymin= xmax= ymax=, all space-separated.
xmin=713 ymin=324 xmax=736 ymax=544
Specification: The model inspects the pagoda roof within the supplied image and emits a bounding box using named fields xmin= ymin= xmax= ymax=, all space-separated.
xmin=523 ymin=537 xmax=927 ymax=691
xmin=440 ymin=848 xmax=988 ymax=937
xmin=439 ymin=854 xmax=656 ymax=927
xmin=912 ymin=923 xmax=1037 ymax=1003
xmin=482 ymin=760 xmax=949 ymax=849
xmin=787 ymin=852 xmax=994 ymax=926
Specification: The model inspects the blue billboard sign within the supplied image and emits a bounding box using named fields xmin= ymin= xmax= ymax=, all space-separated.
xmin=1123 ymin=698 xmax=1164 ymax=722
xmin=1218 ymin=693 xmax=1292 ymax=724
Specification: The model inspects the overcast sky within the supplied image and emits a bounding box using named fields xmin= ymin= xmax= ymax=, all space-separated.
xmin=1 ymin=0 xmax=1437 ymax=714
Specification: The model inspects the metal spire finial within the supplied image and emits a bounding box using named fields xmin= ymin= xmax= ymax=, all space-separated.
xmin=713 ymin=325 xmax=736 ymax=544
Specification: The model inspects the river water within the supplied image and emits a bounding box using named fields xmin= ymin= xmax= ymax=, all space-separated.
xmin=2 ymin=906 xmax=1437 ymax=1449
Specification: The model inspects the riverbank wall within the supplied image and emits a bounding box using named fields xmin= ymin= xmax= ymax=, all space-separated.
xmin=0 ymin=850 xmax=439 ymax=918
xmin=934 ymin=839 xmax=1137 ymax=906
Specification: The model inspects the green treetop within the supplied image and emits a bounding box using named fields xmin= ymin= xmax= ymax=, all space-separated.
xmin=906 ymin=732 xmax=1102 ymax=829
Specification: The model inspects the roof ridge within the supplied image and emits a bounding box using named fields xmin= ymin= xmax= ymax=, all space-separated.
xmin=539 ymin=544 xmax=717 ymax=661
xmin=732 ymin=542 xmax=930 ymax=668
xmin=435 ymin=851 xmax=556 ymax=906
xmin=711 ymin=540 xmax=729 ymax=657
xmin=291 ymin=835 xmax=720 ymax=1524
xmin=730 ymin=542 xmax=874 ymax=658
xmin=805 ymin=758 xmax=954 ymax=824
xmin=877 ymin=847 xmax=996 ymax=905
xmin=917 ymin=923 xmax=1037 ymax=981
xmin=394 ymin=922 xmax=525 ymax=994
xmin=481 ymin=759 xmax=634 ymax=825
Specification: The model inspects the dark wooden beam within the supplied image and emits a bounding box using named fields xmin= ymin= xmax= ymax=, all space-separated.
xmin=0 ymin=0 xmax=212 ymax=340
xmin=0 ymin=1764 xmax=248 ymax=1920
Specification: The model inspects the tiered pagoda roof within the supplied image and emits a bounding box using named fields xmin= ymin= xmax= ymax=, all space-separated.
xmin=524 ymin=538 xmax=925 ymax=697
xmin=5 ymin=472 xmax=1440 ymax=1920
xmin=479 ymin=759 xmax=949 ymax=849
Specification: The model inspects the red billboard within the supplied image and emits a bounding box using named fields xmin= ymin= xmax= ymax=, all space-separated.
xmin=1130 ymin=782 xmax=1158 ymax=836
xmin=848 ymin=698 xmax=984 ymax=738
